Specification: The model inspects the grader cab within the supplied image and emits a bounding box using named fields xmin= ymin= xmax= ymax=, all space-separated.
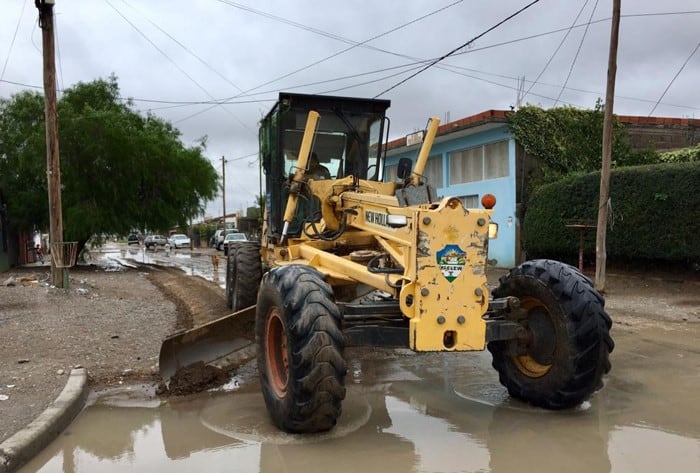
xmin=163 ymin=93 xmax=613 ymax=433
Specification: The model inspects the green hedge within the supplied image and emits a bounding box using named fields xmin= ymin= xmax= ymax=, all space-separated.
xmin=523 ymin=162 xmax=700 ymax=262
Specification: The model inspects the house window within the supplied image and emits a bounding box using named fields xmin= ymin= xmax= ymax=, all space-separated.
xmin=385 ymin=154 xmax=442 ymax=186
xmin=384 ymin=164 xmax=398 ymax=182
xmin=459 ymin=195 xmax=479 ymax=209
xmin=421 ymin=155 xmax=443 ymax=188
xmin=449 ymin=140 xmax=509 ymax=184
xmin=484 ymin=140 xmax=509 ymax=179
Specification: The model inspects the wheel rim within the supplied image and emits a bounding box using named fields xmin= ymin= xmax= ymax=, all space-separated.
xmin=514 ymin=297 xmax=557 ymax=378
xmin=265 ymin=307 xmax=289 ymax=397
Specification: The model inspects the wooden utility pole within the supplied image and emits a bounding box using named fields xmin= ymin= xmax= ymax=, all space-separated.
xmin=37 ymin=0 xmax=64 ymax=288
xmin=595 ymin=0 xmax=621 ymax=292
xmin=221 ymin=156 xmax=227 ymax=226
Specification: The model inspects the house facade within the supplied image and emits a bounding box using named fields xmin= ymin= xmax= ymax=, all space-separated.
xmin=383 ymin=110 xmax=699 ymax=269
xmin=384 ymin=111 xmax=521 ymax=268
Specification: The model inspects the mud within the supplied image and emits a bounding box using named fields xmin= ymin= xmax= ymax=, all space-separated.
xmin=164 ymin=361 xmax=231 ymax=396
xmin=18 ymin=322 xmax=700 ymax=473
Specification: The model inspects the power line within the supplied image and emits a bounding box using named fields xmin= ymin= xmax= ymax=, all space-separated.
xmin=119 ymin=0 xmax=267 ymax=110
xmin=121 ymin=9 xmax=700 ymax=113
xmin=1 ymin=0 xmax=27 ymax=83
xmin=104 ymin=0 xmax=257 ymax=135
xmin=214 ymin=0 xmax=464 ymax=96
xmin=104 ymin=0 xmax=211 ymax=99
xmin=4 ymin=7 xmax=699 ymax=113
xmin=523 ymin=0 xmax=591 ymax=102
xmin=450 ymin=11 xmax=700 ymax=59
xmin=649 ymin=40 xmax=700 ymax=116
xmin=227 ymin=152 xmax=258 ymax=162
xmin=555 ymin=0 xmax=599 ymax=105
xmin=179 ymin=0 xmax=465 ymax=124
xmin=318 ymin=63 xmax=428 ymax=96
xmin=373 ymin=0 xmax=543 ymax=98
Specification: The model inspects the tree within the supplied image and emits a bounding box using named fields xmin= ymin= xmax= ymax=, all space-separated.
xmin=0 ymin=76 xmax=219 ymax=251
xmin=507 ymin=102 xmax=658 ymax=183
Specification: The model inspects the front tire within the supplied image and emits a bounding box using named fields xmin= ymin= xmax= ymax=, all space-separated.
xmin=226 ymin=242 xmax=261 ymax=311
xmin=256 ymin=265 xmax=346 ymax=433
xmin=487 ymin=259 xmax=614 ymax=409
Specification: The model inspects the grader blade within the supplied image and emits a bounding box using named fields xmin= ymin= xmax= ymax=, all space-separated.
xmin=158 ymin=306 xmax=255 ymax=382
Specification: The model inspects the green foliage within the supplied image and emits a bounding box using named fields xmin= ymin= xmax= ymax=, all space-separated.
xmin=193 ymin=222 xmax=218 ymax=244
xmin=658 ymin=144 xmax=700 ymax=163
xmin=0 ymin=77 xmax=219 ymax=245
xmin=507 ymin=103 xmax=660 ymax=183
xmin=523 ymin=162 xmax=700 ymax=262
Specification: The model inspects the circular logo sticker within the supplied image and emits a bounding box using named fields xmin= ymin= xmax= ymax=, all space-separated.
xmin=436 ymin=244 xmax=466 ymax=282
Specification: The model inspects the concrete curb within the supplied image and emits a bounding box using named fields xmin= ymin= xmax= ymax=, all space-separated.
xmin=0 ymin=368 xmax=88 ymax=473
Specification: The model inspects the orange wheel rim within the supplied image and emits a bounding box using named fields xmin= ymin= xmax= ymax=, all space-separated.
xmin=513 ymin=297 xmax=553 ymax=378
xmin=265 ymin=307 xmax=289 ymax=397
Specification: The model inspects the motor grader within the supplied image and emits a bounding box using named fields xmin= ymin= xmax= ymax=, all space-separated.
xmin=161 ymin=92 xmax=613 ymax=433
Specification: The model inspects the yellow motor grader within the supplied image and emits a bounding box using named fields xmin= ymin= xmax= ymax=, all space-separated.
xmin=160 ymin=92 xmax=613 ymax=433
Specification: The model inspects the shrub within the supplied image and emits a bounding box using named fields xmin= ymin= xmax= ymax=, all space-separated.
xmin=523 ymin=162 xmax=700 ymax=262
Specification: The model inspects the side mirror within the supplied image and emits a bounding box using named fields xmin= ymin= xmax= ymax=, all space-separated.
xmin=397 ymin=157 xmax=413 ymax=180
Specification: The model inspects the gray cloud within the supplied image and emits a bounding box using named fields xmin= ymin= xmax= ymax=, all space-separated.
xmin=1 ymin=0 xmax=698 ymax=217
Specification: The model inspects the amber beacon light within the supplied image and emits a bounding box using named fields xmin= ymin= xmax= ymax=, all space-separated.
xmin=481 ymin=194 xmax=496 ymax=209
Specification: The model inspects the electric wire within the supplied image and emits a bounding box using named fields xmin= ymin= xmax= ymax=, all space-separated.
xmin=555 ymin=0 xmax=599 ymax=105
xmin=318 ymin=63 xmax=428 ymax=96
xmin=648 ymin=40 xmax=700 ymax=116
xmin=123 ymin=10 xmax=700 ymax=112
xmin=104 ymin=0 xmax=257 ymax=134
xmin=214 ymin=0 xmax=463 ymax=97
xmin=373 ymin=0 xmax=543 ymax=98
xmin=3 ymin=9 xmax=699 ymax=113
xmin=523 ymin=0 xmax=590 ymax=102
xmin=119 ymin=0 xmax=270 ymax=111
xmin=1 ymin=0 xmax=27 ymax=83
xmin=183 ymin=0 xmax=465 ymax=123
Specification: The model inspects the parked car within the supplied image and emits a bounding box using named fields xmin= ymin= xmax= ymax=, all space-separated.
xmin=127 ymin=233 xmax=140 ymax=246
xmin=144 ymin=234 xmax=168 ymax=249
xmin=168 ymin=233 xmax=191 ymax=249
xmin=223 ymin=232 xmax=247 ymax=255
xmin=215 ymin=228 xmax=240 ymax=251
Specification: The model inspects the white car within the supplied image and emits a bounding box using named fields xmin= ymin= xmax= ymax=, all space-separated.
xmin=223 ymin=232 xmax=247 ymax=255
xmin=168 ymin=234 xmax=191 ymax=249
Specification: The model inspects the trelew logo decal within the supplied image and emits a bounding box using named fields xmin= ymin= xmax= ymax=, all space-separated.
xmin=436 ymin=244 xmax=466 ymax=282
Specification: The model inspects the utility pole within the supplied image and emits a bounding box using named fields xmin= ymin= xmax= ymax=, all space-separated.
xmin=37 ymin=0 xmax=64 ymax=288
xmin=221 ymin=156 xmax=227 ymax=227
xmin=595 ymin=0 xmax=621 ymax=292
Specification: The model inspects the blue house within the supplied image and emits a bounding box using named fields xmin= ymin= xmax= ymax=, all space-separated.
xmin=384 ymin=110 xmax=523 ymax=268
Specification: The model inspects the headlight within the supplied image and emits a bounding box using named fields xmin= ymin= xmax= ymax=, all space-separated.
xmin=488 ymin=223 xmax=499 ymax=239
xmin=387 ymin=214 xmax=408 ymax=228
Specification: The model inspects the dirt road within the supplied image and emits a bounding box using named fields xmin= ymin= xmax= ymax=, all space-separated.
xmin=1 ymin=248 xmax=698 ymax=446
xmin=0 ymin=260 xmax=239 ymax=444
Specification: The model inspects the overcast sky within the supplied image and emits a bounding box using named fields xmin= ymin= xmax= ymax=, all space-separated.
xmin=1 ymin=0 xmax=698 ymax=218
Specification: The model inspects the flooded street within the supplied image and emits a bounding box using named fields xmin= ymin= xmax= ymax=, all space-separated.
xmin=19 ymin=322 xmax=700 ymax=473
xmin=96 ymin=243 xmax=227 ymax=289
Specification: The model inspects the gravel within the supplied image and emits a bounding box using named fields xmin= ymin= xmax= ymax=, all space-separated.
xmin=0 ymin=266 xmax=181 ymax=443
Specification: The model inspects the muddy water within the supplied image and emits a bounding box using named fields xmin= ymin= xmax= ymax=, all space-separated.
xmin=96 ymin=243 xmax=227 ymax=289
xmin=20 ymin=324 xmax=700 ymax=473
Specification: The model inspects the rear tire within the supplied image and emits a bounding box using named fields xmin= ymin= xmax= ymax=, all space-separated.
xmin=226 ymin=243 xmax=261 ymax=311
xmin=256 ymin=265 xmax=346 ymax=433
xmin=487 ymin=259 xmax=614 ymax=409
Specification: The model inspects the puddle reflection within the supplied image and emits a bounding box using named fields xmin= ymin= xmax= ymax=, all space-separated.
xmin=19 ymin=320 xmax=700 ymax=473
